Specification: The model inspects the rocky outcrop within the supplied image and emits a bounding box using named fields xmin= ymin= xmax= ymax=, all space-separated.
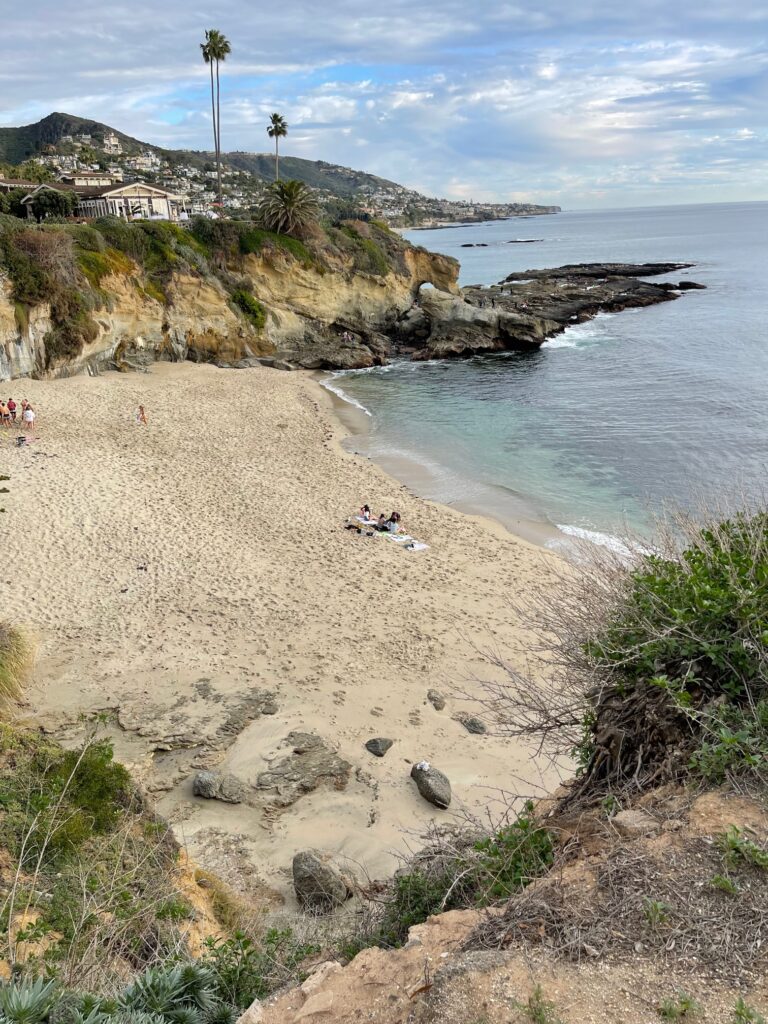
xmin=0 ymin=250 xmax=703 ymax=379
xmin=396 ymin=262 xmax=704 ymax=362
xmin=254 ymin=732 xmax=352 ymax=809
xmin=0 ymin=229 xmax=459 ymax=380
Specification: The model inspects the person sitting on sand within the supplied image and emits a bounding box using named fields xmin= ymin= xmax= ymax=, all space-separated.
xmin=375 ymin=513 xmax=388 ymax=531
xmin=22 ymin=404 xmax=35 ymax=430
xmin=386 ymin=511 xmax=403 ymax=533
xmin=359 ymin=504 xmax=373 ymax=521
xmin=136 ymin=405 xmax=148 ymax=425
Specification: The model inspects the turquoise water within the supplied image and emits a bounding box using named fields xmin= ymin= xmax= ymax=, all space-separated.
xmin=324 ymin=203 xmax=768 ymax=547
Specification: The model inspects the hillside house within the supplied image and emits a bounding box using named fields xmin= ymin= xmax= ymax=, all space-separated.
xmin=102 ymin=132 xmax=123 ymax=156
xmin=75 ymin=182 xmax=185 ymax=220
xmin=20 ymin=181 xmax=185 ymax=221
xmin=58 ymin=171 xmax=121 ymax=187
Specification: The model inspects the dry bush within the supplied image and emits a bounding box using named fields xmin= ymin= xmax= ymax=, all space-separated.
xmin=0 ymin=623 xmax=33 ymax=706
xmin=12 ymin=228 xmax=78 ymax=287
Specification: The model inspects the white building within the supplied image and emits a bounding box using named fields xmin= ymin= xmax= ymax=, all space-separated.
xmin=102 ymin=132 xmax=123 ymax=156
xmin=21 ymin=182 xmax=185 ymax=221
xmin=76 ymin=182 xmax=185 ymax=220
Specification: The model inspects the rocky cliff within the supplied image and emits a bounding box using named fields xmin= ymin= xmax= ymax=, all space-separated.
xmin=0 ymin=219 xmax=460 ymax=380
xmin=0 ymin=212 xmax=703 ymax=381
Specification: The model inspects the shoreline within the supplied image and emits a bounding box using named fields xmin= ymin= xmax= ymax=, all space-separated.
xmin=317 ymin=374 xmax=567 ymax=553
xmin=4 ymin=362 xmax=564 ymax=906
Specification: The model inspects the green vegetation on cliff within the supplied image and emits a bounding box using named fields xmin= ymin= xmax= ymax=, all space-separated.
xmin=0 ymin=207 xmax=416 ymax=372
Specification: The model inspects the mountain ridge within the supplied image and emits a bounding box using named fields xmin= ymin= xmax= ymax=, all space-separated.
xmin=0 ymin=112 xmax=560 ymax=214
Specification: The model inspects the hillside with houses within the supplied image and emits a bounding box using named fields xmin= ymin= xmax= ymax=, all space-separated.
xmin=0 ymin=112 xmax=560 ymax=226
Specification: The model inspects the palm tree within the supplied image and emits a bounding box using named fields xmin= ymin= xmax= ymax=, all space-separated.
xmin=200 ymin=29 xmax=231 ymax=208
xmin=267 ymin=113 xmax=288 ymax=181
xmin=258 ymin=179 xmax=319 ymax=237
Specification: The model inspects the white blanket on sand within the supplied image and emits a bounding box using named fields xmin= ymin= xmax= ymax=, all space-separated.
xmin=350 ymin=516 xmax=429 ymax=552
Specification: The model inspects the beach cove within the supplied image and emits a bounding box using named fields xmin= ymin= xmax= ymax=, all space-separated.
xmin=1 ymin=362 xmax=562 ymax=902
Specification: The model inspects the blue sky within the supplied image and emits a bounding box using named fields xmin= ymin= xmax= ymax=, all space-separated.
xmin=1 ymin=1 xmax=767 ymax=208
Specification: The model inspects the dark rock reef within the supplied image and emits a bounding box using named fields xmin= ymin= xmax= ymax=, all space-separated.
xmin=393 ymin=262 xmax=704 ymax=362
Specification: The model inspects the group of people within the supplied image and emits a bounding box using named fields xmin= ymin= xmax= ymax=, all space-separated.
xmin=359 ymin=505 xmax=404 ymax=533
xmin=0 ymin=398 xmax=36 ymax=430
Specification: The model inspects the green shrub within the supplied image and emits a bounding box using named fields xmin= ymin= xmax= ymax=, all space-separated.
xmin=230 ymin=289 xmax=266 ymax=331
xmin=657 ymin=992 xmax=700 ymax=1020
xmin=472 ymin=800 xmax=554 ymax=902
xmin=200 ymin=930 xmax=319 ymax=1009
xmin=733 ymin=999 xmax=766 ymax=1024
xmin=717 ymin=826 xmax=768 ymax=871
xmin=515 ymin=985 xmax=563 ymax=1024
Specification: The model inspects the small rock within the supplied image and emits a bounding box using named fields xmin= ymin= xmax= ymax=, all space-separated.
xmin=458 ymin=715 xmax=487 ymax=735
xmin=365 ymin=738 xmax=394 ymax=758
xmin=192 ymin=771 xmax=219 ymax=800
xmin=613 ymin=809 xmax=660 ymax=837
xmin=411 ymin=762 xmax=451 ymax=809
xmin=292 ymin=850 xmax=349 ymax=911
xmin=427 ymin=689 xmax=446 ymax=711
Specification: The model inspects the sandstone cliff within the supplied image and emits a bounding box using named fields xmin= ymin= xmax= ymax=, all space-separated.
xmin=0 ymin=218 xmax=459 ymax=380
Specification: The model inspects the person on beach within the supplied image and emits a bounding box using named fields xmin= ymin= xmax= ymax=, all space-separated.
xmin=22 ymin=404 xmax=35 ymax=430
xmin=0 ymin=401 xmax=9 ymax=427
xmin=375 ymin=513 xmax=388 ymax=531
xmin=360 ymin=504 xmax=373 ymax=521
xmin=7 ymin=398 xmax=16 ymax=422
xmin=136 ymin=405 xmax=148 ymax=425
xmin=387 ymin=511 xmax=403 ymax=533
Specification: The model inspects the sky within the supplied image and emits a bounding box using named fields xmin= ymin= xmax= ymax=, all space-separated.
xmin=1 ymin=1 xmax=767 ymax=209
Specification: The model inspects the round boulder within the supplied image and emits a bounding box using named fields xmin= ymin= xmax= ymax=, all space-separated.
xmin=410 ymin=762 xmax=451 ymax=809
xmin=292 ymin=849 xmax=349 ymax=911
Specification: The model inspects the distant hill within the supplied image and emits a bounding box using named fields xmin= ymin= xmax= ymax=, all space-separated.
xmin=0 ymin=112 xmax=147 ymax=164
xmin=0 ymin=113 xmax=406 ymax=199
xmin=0 ymin=113 xmax=561 ymax=222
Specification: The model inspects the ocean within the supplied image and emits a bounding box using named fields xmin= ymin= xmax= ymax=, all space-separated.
xmin=323 ymin=202 xmax=768 ymax=551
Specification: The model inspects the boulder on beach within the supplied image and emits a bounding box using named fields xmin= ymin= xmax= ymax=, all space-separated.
xmin=365 ymin=737 xmax=394 ymax=758
xmin=457 ymin=715 xmax=487 ymax=735
xmin=192 ymin=770 xmax=247 ymax=804
xmin=427 ymin=689 xmax=446 ymax=711
xmin=292 ymin=849 xmax=350 ymax=911
xmin=410 ymin=761 xmax=452 ymax=809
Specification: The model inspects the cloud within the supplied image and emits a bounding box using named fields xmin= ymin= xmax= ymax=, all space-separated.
xmin=0 ymin=0 xmax=767 ymax=206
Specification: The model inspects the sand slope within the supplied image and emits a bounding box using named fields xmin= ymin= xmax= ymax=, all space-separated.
xmin=1 ymin=363 xmax=561 ymax=899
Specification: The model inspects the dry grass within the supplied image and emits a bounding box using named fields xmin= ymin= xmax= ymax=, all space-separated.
xmin=469 ymin=814 xmax=768 ymax=985
xmin=0 ymin=622 xmax=33 ymax=706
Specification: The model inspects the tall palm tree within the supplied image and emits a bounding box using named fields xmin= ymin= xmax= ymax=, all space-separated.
xmin=267 ymin=113 xmax=288 ymax=181
xmin=200 ymin=29 xmax=231 ymax=208
xmin=258 ymin=179 xmax=318 ymax=237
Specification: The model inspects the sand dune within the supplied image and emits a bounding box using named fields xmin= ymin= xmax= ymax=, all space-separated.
xmin=1 ymin=363 xmax=562 ymax=901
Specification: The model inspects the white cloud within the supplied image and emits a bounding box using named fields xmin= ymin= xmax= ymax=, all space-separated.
xmin=0 ymin=1 xmax=766 ymax=206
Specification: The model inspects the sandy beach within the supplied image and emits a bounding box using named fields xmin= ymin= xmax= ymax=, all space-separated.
xmin=1 ymin=362 xmax=562 ymax=903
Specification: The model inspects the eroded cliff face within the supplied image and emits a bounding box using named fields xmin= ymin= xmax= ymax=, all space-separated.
xmin=0 ymin=236 xmax=460 ymax=380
